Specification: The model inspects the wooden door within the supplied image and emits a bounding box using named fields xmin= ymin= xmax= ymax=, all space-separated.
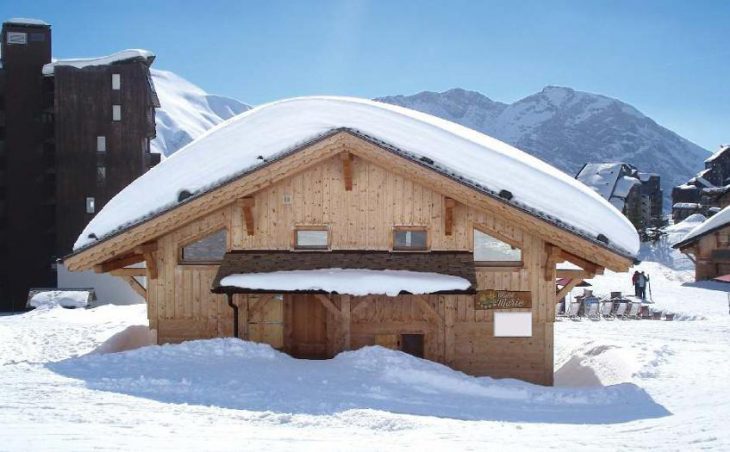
xmin=400 ymin=334 xmax=424 ymax=358
xmin=286 ymin=294 xmax=328 ymax=359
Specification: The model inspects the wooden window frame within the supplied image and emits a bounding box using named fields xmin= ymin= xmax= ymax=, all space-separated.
xmin=178 ymin=227 xmax=229 ymax=265
xmin=472 ymin=223 xmax=524 ymax=268
xmin=391 ymin=226 xmax=430 ymax=252
xmin=292 ymin=225 xmax=331 ymax=251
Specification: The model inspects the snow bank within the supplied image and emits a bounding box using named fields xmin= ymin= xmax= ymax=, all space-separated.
xmin=74 ymin=97 xmax=639 ymax=257
xmin=220 ymin=269 xmax=470 ymax=296
xmin=677 ymin=205 xmax=730 ymax=246
xmin=49 ymin=339 xmax=668 ymax=423
xmin=91 ymin=325 xmax=156 ymax=355
xmin=42 ymin=49 xmax=154 ymax=76
xmin=28 ymin=290 xmax=91 ymax=309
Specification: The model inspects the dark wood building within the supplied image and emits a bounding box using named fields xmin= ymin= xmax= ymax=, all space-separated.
xmin=0 ymin=19 xmax=159 ymax=311
xmin=672 ymin=145 xmax=730 ymax=222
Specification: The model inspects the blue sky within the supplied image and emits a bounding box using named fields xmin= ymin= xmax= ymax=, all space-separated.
xmin=3 ymin=0 xmax=728 ymax=150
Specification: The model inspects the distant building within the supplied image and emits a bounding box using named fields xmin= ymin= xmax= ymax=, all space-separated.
xmin=0 ymin=19 xmax=160 ymax=311
xmin=575 ymin=162 xmax=663 ymax=230
xmin=672 ymin=144 xmax=730 ymax=222
xmin=674 ymin=204 xmax=730 ymax=281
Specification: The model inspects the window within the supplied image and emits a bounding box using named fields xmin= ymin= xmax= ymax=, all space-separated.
xmin=30 ymin=32 xmax=45 ymax=42
xmin=181 ymin=229 xmax=228 ymax=263
xmin=7 ymin=32 xmax=27 ymax=45
xmin=85 ymin=197 xmax=95 ymax=214
xmin=494 ymin=312 xmax=532 ymax=337
xmin=112 ymin=105 xmax=121 ymax=121
xmin=96 ymin=166 xmax=106 ymax=185
xmin=112 ymin=74 xmax=121 ymax=90
xmin=473 ymin=229 xmax=522 ymax=265
xmin=294 ymin=227 xmax=329 ymax=250
xmin=97 ymin=136 xmax=106 ymax=152
xmin=393 ymin=227 xmax=428 ymax=251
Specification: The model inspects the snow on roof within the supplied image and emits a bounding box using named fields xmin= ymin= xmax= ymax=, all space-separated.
xmin=220 ymin=269 xmax=471 ymax=296
xmin=613 ymin=176 xmax=640 ymax=199
xmin=73 ymin=97 xmax=639 ymax=256
xmin=5 ymin=18 xmax=50 ymax=26
xmin=672 ymin=202 xmax=700 ymax=209
xmin=576 ymin=163 xmax=625 ymax=200
xmin=42 ymin=49 xmax=154 ymax=76
xmin=27 ymin=290 xmax=91 ymax=309
xmin=676 ymin=204 xmax=730 ymax=246
xmin=705 ymin=145 xmax=730 ymax=164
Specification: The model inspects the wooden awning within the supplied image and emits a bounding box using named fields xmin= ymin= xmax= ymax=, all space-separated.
xmin=211 ymin=250 xmax=477 ymax=295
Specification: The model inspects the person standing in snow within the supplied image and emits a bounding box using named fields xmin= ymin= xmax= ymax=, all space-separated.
xmin=632 ymin=271 xmax=640 ymax=297
xmin=637 ymin=272 xmax=649 ymax=300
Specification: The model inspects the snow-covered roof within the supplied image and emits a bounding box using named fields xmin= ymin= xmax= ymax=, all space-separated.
xmin=42 ymin=49 xmax=154 ymax=76
xmin=73 ymin=97 xmax=639 ymax=257
xmin=672 ymin=202 xmax=700 ymax=210
xmin=5 ymin=18 xmax=50 ymax=26
xmin=675 ymin=204 xmax=730 ymax=247
xmin=220 ymin=269 xmax=471 ymax=297
xmin=576 ymin=163 xmax=625 ymax=200
xmin=705 ymin=145 xmax=730 ymax=164
xmin=613 ymin=176 xmax=640 ymax=198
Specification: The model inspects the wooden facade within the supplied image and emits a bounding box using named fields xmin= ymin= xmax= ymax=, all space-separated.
xmin=67 ymin=131 xmax=632 ymax=386
xmin=675 ymin=224 xmax=730 ymax=281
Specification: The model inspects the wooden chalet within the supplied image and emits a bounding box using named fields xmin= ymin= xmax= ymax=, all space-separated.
xmin=64 ymin=97 xmax=637 ymax=386
xmin=674 ymin=206 xmax=730 ymax=281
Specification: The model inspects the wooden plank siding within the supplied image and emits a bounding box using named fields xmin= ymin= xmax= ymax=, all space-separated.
xmin=146 ymin=151 xmax=557 ymax=385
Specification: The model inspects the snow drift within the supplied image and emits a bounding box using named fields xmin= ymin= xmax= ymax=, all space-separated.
xmin=74 ymin=96 xmax=639 ymax=257
xmin=50 ymin=338 xmax=668 ymax=424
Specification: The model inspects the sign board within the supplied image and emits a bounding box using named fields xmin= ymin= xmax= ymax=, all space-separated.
xmin=7 ymin=32 xmax=27 ymax=45
xmin=475 ymin=290 xmax=531 ymax=310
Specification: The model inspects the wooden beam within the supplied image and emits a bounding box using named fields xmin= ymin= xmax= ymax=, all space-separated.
xmin=341 ymin=152 xmax=353 ymax=191
xmin=340 ymin=295 xmax=351 ymax=350
xmin=313 ymin=294 xmax=342 ymax=317
xmin=94 ymin=254 xmax=145 ymax=273
xmin=413 ymin=295 xmax=443 ymax=324
xmin=544 ymin=244 xmax=562 ymax=281
xmin=241 ymin=197 xmax=255 ymax=236
xmin=444 ymin=197 xmax=455 ymax=236
xmin=120 ymin=275 xmax=146 ymax=300
xmin=109 ymin=267 xmax=146 ymax=277
xmin=134 ymin=242 xmax=157 ymax=254
xmin=351 ymin=298 xmax=369 ymax=317
xmin=559 ymin=250 xmax=603 ymax=276
xmin=556 ymin=269 xmax=593 ymax=280
xmin=556 ymin=278 xmax=583 ymax=302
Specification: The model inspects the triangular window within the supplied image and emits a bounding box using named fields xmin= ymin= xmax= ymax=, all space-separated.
xmin=180 ymin=229 xmax=227 ymax=263
xmin=473 ymin=229 xmax=522 ymax=265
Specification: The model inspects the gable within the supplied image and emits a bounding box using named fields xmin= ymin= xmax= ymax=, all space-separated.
xmin=65 ymin=132 xmax=633 ymax=272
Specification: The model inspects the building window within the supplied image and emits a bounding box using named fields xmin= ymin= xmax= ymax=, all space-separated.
xmin=293 ymin=227 xmax=329 ymax=250
xmin=112 ymin=105 xmax=121 ymax=121
xmin=97 ymin=136 xmax=106 ymax=152
xmin=112 ymin=73 xmax=121 ymax=90
xmin=473 ymin=229 xmax=522 ymax=265
xmin=7 ymin=32 xmax=27 ymax=45
xmin=180 ymin=229 xmax=228 ymax=263
xmin=96 ymin=166 xmax=106 ymax=185
xmin=85 ymin=197 xmax=95 ymax=214
xmin=393 ymin=227 xmax=428 ymax=251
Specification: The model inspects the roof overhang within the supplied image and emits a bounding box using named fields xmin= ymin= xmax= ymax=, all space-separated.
xmin=65 ymin=130 xmax=635 ymax=273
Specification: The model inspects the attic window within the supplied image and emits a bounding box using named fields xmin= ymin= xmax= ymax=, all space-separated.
xmin=393 ymin=227 xmax=428 ymax=251
xmin=474 ymin=229 xmax=522 ymax=265
xmin=180 ymin=229 xmax=228 ymax=263
xmin=294 ymin=227 xmax=329 ymax=250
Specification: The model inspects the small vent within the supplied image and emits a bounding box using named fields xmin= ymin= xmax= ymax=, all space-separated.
xmin=498 ymin=189 xmax=513 ymax=200
xmin=419 ymin=156 xmax=434 ymax=165
xmin=282 ymin=193 xmax=292 ymax=205
xmin=178 ymin=190 xmax=193 ymax=202
xmin=597 ymin=233 xmax=609 ymax=244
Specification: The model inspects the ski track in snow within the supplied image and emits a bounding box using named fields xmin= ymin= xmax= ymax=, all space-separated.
xmin=1 ymin=248 xmax=730 ymax=449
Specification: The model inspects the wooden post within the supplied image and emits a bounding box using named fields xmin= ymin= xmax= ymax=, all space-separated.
xmin=341 ymin=152 xmax=353 ymax=191
xmin=556 ymin=278 xmax=583 ymax=302
xmin=444 ymin=297 xmax=457 ymax=365
xmin=341 ymin=295 xmax=351 ymax=350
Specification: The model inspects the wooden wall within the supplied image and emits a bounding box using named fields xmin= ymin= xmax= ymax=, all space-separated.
xmin=147 ymin=152 xmax=555 ymax=385
xmin=690 ymin=226 xmax=730 ymax=281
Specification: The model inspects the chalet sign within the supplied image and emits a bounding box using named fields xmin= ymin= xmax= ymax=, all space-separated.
xmin=475 ymin=290 xmax=532 ymax=310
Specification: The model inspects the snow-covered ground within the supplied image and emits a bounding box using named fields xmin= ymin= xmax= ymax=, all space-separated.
xmin=1 ymin=227 xmax=729 ymax=450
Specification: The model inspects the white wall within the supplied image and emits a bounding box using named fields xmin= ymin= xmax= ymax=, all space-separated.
xmin=57 ymin=264 xmax=145 ymax=305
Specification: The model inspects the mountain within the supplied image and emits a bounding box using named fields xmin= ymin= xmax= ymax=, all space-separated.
xmin=378 ymin=87 xmax=709 ymax=209
xmin=151 ymin=69 xmax=251 ymax=157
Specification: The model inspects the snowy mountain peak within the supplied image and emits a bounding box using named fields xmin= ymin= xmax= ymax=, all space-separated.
xmin=378 ymin=87 xmax=709 ymax=209
xmin=151 ymin=69 xmax=251 ymax=157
